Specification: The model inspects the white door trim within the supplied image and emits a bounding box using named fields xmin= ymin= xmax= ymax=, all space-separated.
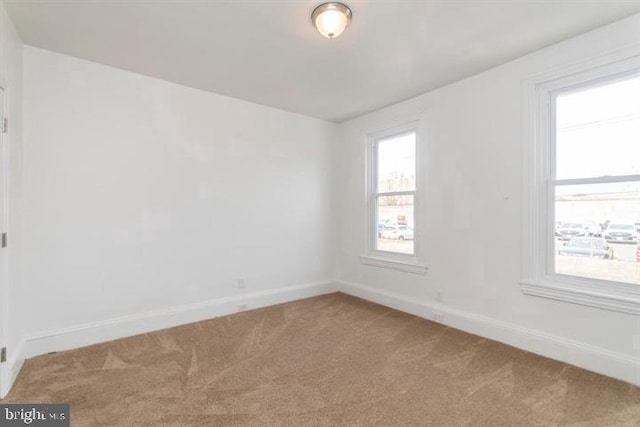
xmin=0 ymin=83 xmax=9 ymax=397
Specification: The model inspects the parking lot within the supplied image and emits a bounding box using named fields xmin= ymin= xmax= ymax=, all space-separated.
xmin=377 ymin=238 xmax=413 ymax=255
xmin=556 ymin=238 xmax=636 ymax=261
xmin=556 ymin=254 xmax=639 ymax=284
xmin=589 ymin=241 xmax=636 ymax=261
xmin=555 ymin=239 xmax=639 ymax=284
xmin=377 ymin=237 xmax=639 ymax=284
xmin=378 ymin=238 xmax=638 ymax=260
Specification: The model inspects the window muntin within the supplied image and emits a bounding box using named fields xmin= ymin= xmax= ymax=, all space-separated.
xmin=551 ymin=74 xmax=640 ymax=286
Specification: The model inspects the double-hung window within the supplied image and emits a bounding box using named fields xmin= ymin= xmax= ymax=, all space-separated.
xmin=522 ymin=52 xmax=640 ymax=314
xmin=361 ymin=121 xmax=427 ymax=274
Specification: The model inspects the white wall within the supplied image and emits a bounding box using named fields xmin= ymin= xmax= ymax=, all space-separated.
xmin=0 ymin=0 xmax=23 ymax=396
xmin=336 ymin=14 xmax=640 ymax=384
xmin=6 ymin=9 xmax=639 ymax=396
xmin=20 ymin=47 xmax=337 ymax=345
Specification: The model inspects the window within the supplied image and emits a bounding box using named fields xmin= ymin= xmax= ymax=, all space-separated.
xmin=554 ymin=76 xmax=639 ymax=284
xmin=361 ymin=121 xmax=427 ymax=274
xmin=522 ymin=52 xmax=640 ymax=314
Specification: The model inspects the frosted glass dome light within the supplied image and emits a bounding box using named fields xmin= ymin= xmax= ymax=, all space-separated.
xmin=312 ymin=2 xmax=352 ymax=39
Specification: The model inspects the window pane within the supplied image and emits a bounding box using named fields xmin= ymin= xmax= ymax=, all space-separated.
xmin=377 ymin=132 xmax=416 ymax=192
xmin=376 ymin=195 xmax=414 ymax=255
xmin=555 ymin=75 xmax=640 ymax=180
xmin=554 ymin=181 xmax=640 ymax=284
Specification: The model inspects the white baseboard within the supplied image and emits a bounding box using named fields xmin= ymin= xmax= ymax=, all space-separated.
xmin=0 ymin=280 xmax=337 ymax=397
xmin=338 ymin=280 xmax=640 ymax=387
xmin=3 ymin=278 xmax=637 ymax=398
xmin=1 ymin=339 xmax=25 ymax=398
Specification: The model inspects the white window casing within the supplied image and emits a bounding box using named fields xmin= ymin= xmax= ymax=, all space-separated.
xmin=360 ymin=119 xmax=428 ymax=275
xmin=521 ymin=45 xmax=640 ymax=315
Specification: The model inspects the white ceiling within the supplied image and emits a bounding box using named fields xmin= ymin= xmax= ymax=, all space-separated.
xmin=6 ymin=0 xmax=640 ymax=122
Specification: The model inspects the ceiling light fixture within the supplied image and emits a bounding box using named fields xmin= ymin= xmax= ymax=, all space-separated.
xmin=311 ymin=2 xmax=352 ymax=39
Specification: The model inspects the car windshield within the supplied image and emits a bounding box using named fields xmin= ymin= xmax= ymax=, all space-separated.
xmin=568 ymin=238 xmax=605 ymax=249
xmin=608 ymin=224 xmax=633 ymax=231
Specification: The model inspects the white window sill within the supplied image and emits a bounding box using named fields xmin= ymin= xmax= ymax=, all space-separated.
xmin=360 ymin=255 xmax=428 ymax=275
xmin=520 ymin=280 xmax=640 ymax=315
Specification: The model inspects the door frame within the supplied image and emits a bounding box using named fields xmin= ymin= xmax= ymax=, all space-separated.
xmin=0 ymin=83 xmax=9 ymax=397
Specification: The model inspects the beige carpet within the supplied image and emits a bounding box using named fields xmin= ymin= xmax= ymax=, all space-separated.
xmin=4 ymin=293 xmax=640 ymax=426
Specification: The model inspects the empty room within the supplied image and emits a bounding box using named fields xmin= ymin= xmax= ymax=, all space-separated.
xmin=0 ymin=0 xmax=639 ymax=425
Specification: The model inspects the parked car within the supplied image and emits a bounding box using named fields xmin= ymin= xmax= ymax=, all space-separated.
xmin=603 ymin=223 xmax=638 ymax=243
xmin=557 ymin=223 xmax=587 ymax=240
xmin=558 ymin=237 xmax=613 ymax=259
xmin=380 ymin=224 xmax=414 ymax=240
xmin=377 ymin=220 xmax=394 ymax=237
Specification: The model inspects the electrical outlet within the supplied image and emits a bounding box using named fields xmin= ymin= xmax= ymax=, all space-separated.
xmin=432 ymin=313 xmax=444 ymax=323
xmin=238 ymin=279 xmax=246 ymax=289
xmin=435 ymin=290 xmax=443 ymax=302
xmin=238 ymin=304 xmax=248 ymax=312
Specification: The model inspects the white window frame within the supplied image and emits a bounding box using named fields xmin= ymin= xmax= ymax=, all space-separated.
xmin=521 ymin=47 xmax=640 ymax=315
xmin=360 ymin=120 xmax=427 ymax=275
